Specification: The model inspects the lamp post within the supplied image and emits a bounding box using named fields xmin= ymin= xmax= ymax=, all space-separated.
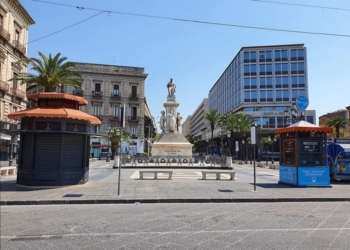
xmin=266 ymin=136 xmax=270 ymax=166
xmin=226 ymin=131 xmax=231 ymax=157
xmin=206 ymin=133 xmax=209 ymax=155
xmin=284 ymin=102 xmax=304 ymax=124
xmin=105 ymin=127 xmax=111 ymax=162
xmin=242 ymin=139 xmax=245 ymax=162
xmin=146 ymin=126 xmax=151 ymax=157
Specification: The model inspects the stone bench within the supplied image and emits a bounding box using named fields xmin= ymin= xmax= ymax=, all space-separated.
xmin=0 ymin=167 xmax=17 ymax=176
xmin=201 ymin=170 xmax=235 ymax=180
xmin=139 ymin=170 xmax=173 ymax=180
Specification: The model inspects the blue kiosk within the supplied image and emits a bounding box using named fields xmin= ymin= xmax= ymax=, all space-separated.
xmin=327 ymin=138 xmax=350 ymax=181
xmin=275 ymin=121 xmax=333 ymax=187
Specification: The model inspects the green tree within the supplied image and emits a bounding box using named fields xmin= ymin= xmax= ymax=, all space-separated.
xmin=10 ymin=52 xmax=82 ymax=92
xmin=106 ymin=127 xmax=130 ymax=159
xmin=204 ymin=109 xmax=222 ymax=155
xmin=326 ymin=117 xmax=348 ymax=138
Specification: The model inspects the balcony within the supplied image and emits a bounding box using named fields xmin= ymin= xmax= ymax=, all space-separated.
xmin=10 ymin=87 xmax=25 ymax=99
xmin=0 ymin=26 xmax=11 ymax=42
xmin=73 ymin=89 xmax=84 ymax=96
xmin=0 ymin=80 xmax=10 ymax=92
xmin=129 ymin=94 xmax=139 ymax=101
xmin=109 ymin=116 xmax=119 ymax=123
xmin=12 ymin=40 xmax=26 ymax=55
xmin=127 ymin=116 xmax=140 ymax=123
xmin=110 ymin=93 xmax=121 ymax=100
xmin=92 ymin=91 xmax=103 ymax=98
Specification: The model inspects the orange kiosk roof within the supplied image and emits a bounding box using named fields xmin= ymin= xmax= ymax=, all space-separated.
xmin=275 ymin=121 xmax=333 ymax=134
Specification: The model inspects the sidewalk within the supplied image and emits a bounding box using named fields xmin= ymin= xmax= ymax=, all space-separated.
xmin=1 ymin=162 xmax=350 ymax=205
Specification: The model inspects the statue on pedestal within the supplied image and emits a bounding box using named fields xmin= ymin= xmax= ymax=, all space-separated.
xmin=176 ymin=112 xmax=182 ymax=133
xmin=169 ymin=110 xmax=176 ymax=132
xmin=167 ymin=78 xmax=176 ymax=96
xmin=160 ymin=111 xmax=166 ymax=133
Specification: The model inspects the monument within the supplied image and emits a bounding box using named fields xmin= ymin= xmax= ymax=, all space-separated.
xmin=151 ymin=78 xmax=193 ymax=156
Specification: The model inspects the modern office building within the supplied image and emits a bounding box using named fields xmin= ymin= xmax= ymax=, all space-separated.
xmin=181 ymin=115 xmax=192 ymax=137
xmin=190 ymin=98 xmax=209 ymax=140
xmin=208 ymin=44 xmax=316 ymax=138
xmin=0 ymin=0 xmax=34 ymax=160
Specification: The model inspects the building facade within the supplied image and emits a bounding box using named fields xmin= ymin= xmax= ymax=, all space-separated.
xmin=319 ymin=109 xmax=349 ymax=127
xmin=0 ymin=0 xmax=34 ymax=160
xmin=208 ymin=44 xmax=316 ymax=138
xmin=26 ymin=62 xmax=149 ymax=157
xmin=190 ymin=98 xmax=209 ymax=140
xmin=181 ymin=115 xmax=192 ymax=137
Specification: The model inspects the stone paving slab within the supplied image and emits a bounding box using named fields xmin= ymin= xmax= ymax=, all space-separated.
xmin=1 ymin=163 xmax=350 ymax=205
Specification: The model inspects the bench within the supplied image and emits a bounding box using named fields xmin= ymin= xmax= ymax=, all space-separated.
xmin=139 ymin=170 xmax=173 ymax=180
xmin=201 ymin=170 xmax=235 ymax=180
xmin=0 ymin=167 xmax=17 ymax=176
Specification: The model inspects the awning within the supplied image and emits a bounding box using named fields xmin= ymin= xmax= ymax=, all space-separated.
xmin=0 ymin=133 xmax=11 ymax=140
xmin=28 ymin=92 xmax=88 ymax=106
xmin=275 ymin=120 xmax=333 ymax=134
xmin=8 ymin=107 xmax=101 ymax=125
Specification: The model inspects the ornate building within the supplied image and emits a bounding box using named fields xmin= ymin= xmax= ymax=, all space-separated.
xmin=0 ymin=0 xmax=34 ymax=160
xmin=68 ymin=62 xmax=149 ymax=157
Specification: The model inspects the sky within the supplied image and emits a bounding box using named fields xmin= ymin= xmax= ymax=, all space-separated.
xmin=21 ymin=0 xmax=350 ymax=127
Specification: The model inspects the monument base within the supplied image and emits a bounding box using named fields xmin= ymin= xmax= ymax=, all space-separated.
xmin=151 ymin=132 xmax=193 ymax=157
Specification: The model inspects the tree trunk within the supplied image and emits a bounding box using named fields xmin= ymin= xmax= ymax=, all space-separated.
xmin=336 ymin=126 xmax=340 ymax=138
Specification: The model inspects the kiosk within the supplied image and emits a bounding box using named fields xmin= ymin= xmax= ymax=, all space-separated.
xmin=275 ymin=121 xmax=333 ymax=187
xmin=327 ymin=138 xmax=350 ymax=181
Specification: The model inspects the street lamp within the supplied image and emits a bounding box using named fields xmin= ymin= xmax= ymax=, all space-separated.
xmin=242 ymin=139 xmax=245 ymax=163
xmin=284 ymin=102 xmax=304 ymax=124
xmin=105 ymin=127 xmax=111 ymax=162
xmin=226 ymin=131 xmax=231 ymax=157
xmin=206 ymin=133 xmax=209 ymax=155
xmin=146 ymin=126 xmax=151 ymax=156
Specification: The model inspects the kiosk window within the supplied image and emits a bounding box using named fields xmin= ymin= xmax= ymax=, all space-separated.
xmin=284 ymin=140 xmax=296 ymax=165
xmin=300 ymin=141 xmax=322 ymax=165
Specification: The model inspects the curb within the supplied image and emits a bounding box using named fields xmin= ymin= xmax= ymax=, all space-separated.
xmin=1 ymin=198 xmax=350 ymax=206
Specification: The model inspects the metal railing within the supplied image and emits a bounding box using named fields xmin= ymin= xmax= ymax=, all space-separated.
xmin=0 ymin=26 xmax=10 ymax=42
xmin=10 ymin=87 xmax=25 ymax=99
xmin=12 ymin=40 xmax=26 ymax=54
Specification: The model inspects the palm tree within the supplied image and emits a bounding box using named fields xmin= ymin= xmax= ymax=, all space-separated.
xmin=219 ymin=112 xmax=239 ymax=156
xmin=204 ymin=109 xmax=222 ymax=155
xmin=106 ymin=127 xmax=130 ymax=159
xmin=326 ymin=117 xmax=348 ymax=138
xmin=186 ymin=134 xmax=198 ymax=152
xmin=260 ymin=136 xmax=271 ymax=165
xmin=10 ymin=52 xmax=82 ymax=92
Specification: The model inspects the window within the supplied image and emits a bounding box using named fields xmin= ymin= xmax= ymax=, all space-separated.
xmin=275 ymin=50 xmax=288 ymax=62
xmin=131 ymin=85 xmax=137 ymax=97
xmin=113 ymin=84 xmax=119 ymax=96
xmin=94 ymin=83 xmax=101 ymax=95
xmin=15 ymin=30 xmax=20 ymax=42
xmin=244 ymin=77 xmax=257 ymax=89
xmin=291 ymin=49 xmax=304 ymax=61
xmin=93 ymin=104 xmax=101 ymax=116
xmin=260 ymin=90 xmax=273 ymax=102
xmin=0 ymin=15 xmax=3 ymax=28
xmin=259 ymin=50 xmax=272 ymax=62
xmin=112 ymin=106 xmax=119 ymax=116
xmin=262 ymin=117 xmax=276 ymax=128
xmin=131 ymin=106 xmax=137 ymax=117
xmin=13 ymin=72 xmax=18 ymax=88
xmin=244 ymin=64 xmax=257 ymax=76
xmin=131 ymin=126 xmax=136 ymax=137
xmin=277 ymin=117 xmax=287 ymax=128
xmin=291 ymin=62 xmax=304 ymax=74
xmin=276 ymin=90 xmax=289 ymax=102
xmin=93 ymin=126 xmax=100 ymax=134
xmin=281 ymin=50 xmax=288 ymax=61
xmin=244 ymin=51 xmax=257 ymax=63
xmin=245 ymin=107 xmax=259 ymax=111
xmin=261 ymin=107 xmax=273 ymax=111
xmin=306 ymin=116 xmax=314 ymax=124
xmin=291 ymin=76 xmax=305 ymax=88
xmin=244 ymin=91 xmax=257 ymax=102
xmin=275 ymin=63 xmax=288 ymax=75
xmin=275 ymin=106 xmax=286 ymax=111
xmin=259 ymin=64 xmax=272 ymax=75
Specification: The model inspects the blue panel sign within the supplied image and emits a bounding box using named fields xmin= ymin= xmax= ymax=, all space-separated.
xmin=279 ymin=166 xmax=297 ymax=185
xmin=298 ymin=167 xmax=330 ymax=186
xmin=296 ymin=95 xmax=309 ymax=112
xmin=336 ymin=160 xmax=350 ymax=175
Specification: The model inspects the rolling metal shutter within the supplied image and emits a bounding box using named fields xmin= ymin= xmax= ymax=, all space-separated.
xmin=62 ymin=134 xmax=84 ymax=169
xmin=34 ymin=133 xmax=61 ymax=169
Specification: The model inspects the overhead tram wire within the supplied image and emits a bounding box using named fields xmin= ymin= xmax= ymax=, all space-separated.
xmin=31 ymin=0 xmax=350 ymax=38
xmin=247 ymin=0 xmax=350 ymax=12
xmin=27 ymin=11 xmax=107 ymax=45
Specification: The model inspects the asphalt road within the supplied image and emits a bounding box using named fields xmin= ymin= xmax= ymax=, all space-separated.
xmin=1 ymin=202 xmax=349 ymax=250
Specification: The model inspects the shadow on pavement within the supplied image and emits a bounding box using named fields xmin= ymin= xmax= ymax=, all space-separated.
xmin=254 ymin=183 xmax=294 ymax=189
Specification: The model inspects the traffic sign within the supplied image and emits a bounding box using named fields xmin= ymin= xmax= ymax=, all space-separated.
xmin=296 ymin=95 xmax=309 ymax=112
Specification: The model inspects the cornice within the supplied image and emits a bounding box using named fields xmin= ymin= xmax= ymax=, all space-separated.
xmin=7 ymin=0 xmax=35 ymax=25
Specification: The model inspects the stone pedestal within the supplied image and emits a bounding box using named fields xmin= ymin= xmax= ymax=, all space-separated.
xmin=226 ymin=157 xmax=232 ymax=168
xmin=152 ymin=93 xmax=193 ymax=157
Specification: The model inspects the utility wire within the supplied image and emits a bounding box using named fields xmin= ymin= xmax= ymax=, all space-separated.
xmin=27 ymin=11 xmax=107 ymax=44
xmin=248 ymin=0 xmax=350 ymax=12
xmin=31 ymin=0 xmax=350 ymax=38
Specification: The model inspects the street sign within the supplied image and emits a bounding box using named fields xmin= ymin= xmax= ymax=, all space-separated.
xmin=296 ymin=95 xmax=309 ymax=112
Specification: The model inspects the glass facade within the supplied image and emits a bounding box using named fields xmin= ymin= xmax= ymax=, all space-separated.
xmin=208 ymin=44 xmax=314 ymax=129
